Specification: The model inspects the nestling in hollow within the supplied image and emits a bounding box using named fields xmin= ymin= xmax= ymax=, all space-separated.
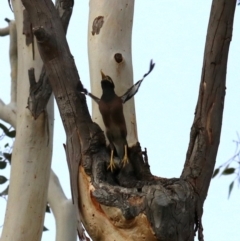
xmin=82 ymin=60 xmax=155 ymax=171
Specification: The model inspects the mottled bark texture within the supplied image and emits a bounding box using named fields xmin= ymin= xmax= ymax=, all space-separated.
xmin=21 ymin=0 xmax=236 ymax=240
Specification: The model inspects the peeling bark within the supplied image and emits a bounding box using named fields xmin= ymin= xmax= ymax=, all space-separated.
xmin=27 ymin=0 xmax=74 ymax=119
xmin=23 ymin=9 xmax=33 ymax=46
xmin=21 ymin=0 xmax=236 ymax=240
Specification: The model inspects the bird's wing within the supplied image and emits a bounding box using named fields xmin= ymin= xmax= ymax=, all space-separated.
xmin=82 ymin=88 xmax=100 ymax=103
xmin=121 ymin=59 xmax=155 ymax=103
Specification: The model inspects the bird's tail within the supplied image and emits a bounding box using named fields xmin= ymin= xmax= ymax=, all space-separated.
xmin=113 ymin=139 xmax=128 ymax=161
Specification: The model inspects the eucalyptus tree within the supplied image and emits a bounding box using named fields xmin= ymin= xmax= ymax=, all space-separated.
xmin=0 ymin=0 xmax=236 ymax=241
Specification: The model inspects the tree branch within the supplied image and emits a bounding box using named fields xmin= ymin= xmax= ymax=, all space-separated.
xmin=21 ymin=0 xmax=96 ymax=239
xmin=1 ymin=1 xmax=54 ymax=240
xmin=0 ymin=20 xmax=17 ymax=127
xmin=182 ymin=0 xmax=236 ymax=198
xmin=20 ymin=0 xmax=197 ymax=240
xmin=48 ymin=170 xmax=78 ymax=241
xmin=181 ymin=1 xmax=236 ymax=237
xmin=0 ymin=18 xmax=11 ymax=36
xmin=26 ymin=0 xmax=74 ymax=119
xmin=0 ymin=100 xmax=16 ymax=127
xmin=21 ymin=0 xmax=237 ymax=240
xmin=9 ymin=21 xmax=17 ymax=104
xmin=0 ymin=26 xmax=9 ymax=36
xmin=88 ymin=1 xmax=138 ymax=146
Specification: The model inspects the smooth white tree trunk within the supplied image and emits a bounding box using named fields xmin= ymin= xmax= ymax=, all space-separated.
xmin=79 ymin=2 xmax=153 ymax=240
xmin=0 ymin=21 xmax=17 ymax=127
xmin=0 ymin=2 xmax=78 ymax=241
xmin=1 ymin=1 xmax=54 ymax=240
xmin=88 ymin=0 xmax=137 ymax=146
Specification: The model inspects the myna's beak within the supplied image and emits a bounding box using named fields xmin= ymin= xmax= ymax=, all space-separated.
xmin=101 ymin=70 xmax=106 ymax=79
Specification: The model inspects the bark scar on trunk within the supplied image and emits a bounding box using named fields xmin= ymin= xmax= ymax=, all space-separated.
xmin=92 ymin=16 xmax=104 ymax=35
xmin=27 ymin=67 xmax=52 ymax=119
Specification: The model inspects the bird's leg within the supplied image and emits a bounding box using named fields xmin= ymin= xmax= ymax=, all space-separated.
xmin=107 ymin=149 xmax=115 ymax=172
xmin=122 ymin=145 xmax=128 ymax=167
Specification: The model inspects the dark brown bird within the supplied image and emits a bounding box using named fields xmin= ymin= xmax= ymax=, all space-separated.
xmin=82 ymin=60 xmax=155 ymax=171
xmin=98 ymin=71 xmax=128 ymax=171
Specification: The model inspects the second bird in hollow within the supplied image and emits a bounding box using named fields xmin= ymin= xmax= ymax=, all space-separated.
xmin=83 ymin=60 xmax=155 ymax=171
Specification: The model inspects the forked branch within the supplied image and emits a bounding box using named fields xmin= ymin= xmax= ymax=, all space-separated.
xmin=21 ymin=0 xmax=236 ymax=240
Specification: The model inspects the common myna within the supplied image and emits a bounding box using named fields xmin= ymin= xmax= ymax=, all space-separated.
xmin=83 ymin=60 xmax=155 ymax=171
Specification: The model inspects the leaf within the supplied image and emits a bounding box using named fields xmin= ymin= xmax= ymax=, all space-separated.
xmin=0 ymin=175 xmax=8 ymax=184
xmin=0 ymin=185 xmax=9 ymax=196
xmin=0 ymin=123 xmax=9 ymax=134
xmin=46 ymin=204 xmax=51 ymax=213
xmin=222 ymin=167 xmax=235 ymax=175
xmin=0 ymin=161 xmax=7 ymax=169
xmin=43 ymin=226 xmax=49 ymax=231
xmin=212 ymin=168 xmax=219 ymax=178
xmin=228 ymin=181 xmax=234 ymax=199
xmin=6 ymin=130 xmax=16 ymax=138
xmin=0 ymin=123 xmax=15 ymax=138
xmin=3 ymin=153 xmax=12 ymax=163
